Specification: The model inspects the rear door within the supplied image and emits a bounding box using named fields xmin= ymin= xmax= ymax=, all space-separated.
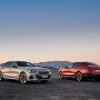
xmin=2 ymin=62 xmax=12 ymax=78
xmin=8 ymin=62 xmax=20 ymax=79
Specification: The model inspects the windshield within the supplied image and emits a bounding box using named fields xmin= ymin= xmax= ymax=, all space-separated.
xmin=67 ymin=63 xmax=73 ymax=68
xmin=16 ymin=61 xmax=36 ymax=67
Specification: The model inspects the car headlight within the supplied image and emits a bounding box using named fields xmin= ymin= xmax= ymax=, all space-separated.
xmin=49 ymin=71 xmax=52 ymax=75
xmin=28 ymin=70 xmax=37 ymax=73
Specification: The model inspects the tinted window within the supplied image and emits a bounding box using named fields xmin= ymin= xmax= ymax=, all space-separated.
xmin=72 ymin=63 xmax=81 ymax=68
xmin=85 ymin=62 xmax=97 ymax=67
xmin=2 ymin=63 xmax=7 ymax=67
xmin=11 ymin=62 xmax=18 ymax=68
xmin=2 ymin=62 xmax=12 ymax=68
xmin=16 ymin=61 xmax=35 ymax=67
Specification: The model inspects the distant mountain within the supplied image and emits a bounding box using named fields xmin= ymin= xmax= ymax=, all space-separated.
xmin=34 ymin=61 xmax=71 ymax=69
xmin=0 ymin=64 xmax=3 ymax=66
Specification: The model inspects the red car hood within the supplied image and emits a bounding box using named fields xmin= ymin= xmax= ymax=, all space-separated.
xmin=60 ymin=68 xmax=68 ymax=71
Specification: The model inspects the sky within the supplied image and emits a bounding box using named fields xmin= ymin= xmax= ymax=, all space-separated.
xmin=0 ymin=0 xmax=100 ymax=64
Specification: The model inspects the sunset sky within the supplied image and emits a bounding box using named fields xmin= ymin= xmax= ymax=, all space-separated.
xmin=0 ymin=0 xmax=100 ymax=64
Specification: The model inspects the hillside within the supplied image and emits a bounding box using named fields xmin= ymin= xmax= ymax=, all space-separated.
xmin=35 ymin=61 xmax=71 ymax=69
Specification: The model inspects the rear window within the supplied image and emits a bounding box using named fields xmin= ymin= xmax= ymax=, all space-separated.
xmin=85 ymin=62 xmax=97 ymax=67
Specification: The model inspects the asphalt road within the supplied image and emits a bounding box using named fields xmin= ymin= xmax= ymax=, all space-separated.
xmin=0 ymin=74 xmax=100 ymax=100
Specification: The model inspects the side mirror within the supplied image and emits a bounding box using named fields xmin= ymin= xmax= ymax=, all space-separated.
xmin=12 ymin=65 xmax=18 ymax=68
xmin=65 ymin=66 xmax=69 ymax=68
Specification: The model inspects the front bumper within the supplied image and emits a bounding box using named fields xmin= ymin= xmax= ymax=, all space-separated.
xmin=28 ymin=74 xmax=51 ymax=81
xmin=35 ymin=74 xmax=51 ymax=79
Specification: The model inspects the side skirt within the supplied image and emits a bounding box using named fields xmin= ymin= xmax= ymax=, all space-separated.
xmin=3 ymin=75 xmax=19 ymax=80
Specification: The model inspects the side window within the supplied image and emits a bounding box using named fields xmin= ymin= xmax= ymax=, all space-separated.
xmin=72 ymin=63 xmax=81 ymax=68
xmin=2 ymin=62 xmax=12 ymax=68
xmin=72 ymin=63 xmax=76 ymax=68
xmin=2 ymin=63 xmax=8 ymax=67
xmin=11 ymin=62 xmax=18 ymax=68
xmin=7 ymin=62 xmax=12 ymax=67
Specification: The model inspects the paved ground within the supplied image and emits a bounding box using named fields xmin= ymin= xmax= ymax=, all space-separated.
xmin=0 ymin=74 xmax=100 ymax=100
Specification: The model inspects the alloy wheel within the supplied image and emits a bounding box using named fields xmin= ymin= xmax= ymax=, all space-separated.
xmin=19 ymin=72 xmax=27 ymax=84
xmin=76 ymin=72 xmax=83 ymax=82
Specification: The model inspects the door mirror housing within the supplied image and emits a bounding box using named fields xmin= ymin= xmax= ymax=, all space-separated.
xmin=65 ymin=66 xmax=69 ymax=68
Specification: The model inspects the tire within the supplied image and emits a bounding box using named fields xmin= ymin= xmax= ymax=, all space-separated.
xmin=59 ymin=71 xmax=64 ymax=79
xmin=76 ymin=72 xmax=83 ymax=82
xmin=19 ymin=72 xmax=27 ymax=84
xmin=0 ymin=71 xmax=4 ymax=81
xmin=40 ymin=80 xmax=48 ymax=83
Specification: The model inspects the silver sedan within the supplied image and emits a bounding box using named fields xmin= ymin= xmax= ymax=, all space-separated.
xmin=0 ymin=61 xmax=51 ymax=84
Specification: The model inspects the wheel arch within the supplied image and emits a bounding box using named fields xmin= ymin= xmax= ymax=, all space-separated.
xmin=0 ymin=71 xmax=4 ymax=80
xmin=75 ymin=71 xmax=82 ymax=77
xmin=19 ymin=71 xmax=28 ymax=78
xmin=19 ymin=71 xmax=28 ymax=84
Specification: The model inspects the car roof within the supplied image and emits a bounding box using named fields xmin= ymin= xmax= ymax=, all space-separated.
xmin=73 ymin=62 xmax=97 ymax=65
xmin=73 ymin=62 xmax=86 ymax=63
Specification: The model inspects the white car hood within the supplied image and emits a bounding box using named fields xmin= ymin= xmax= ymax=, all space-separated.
xmin=20 ymin=67 xmax=50 ymax=72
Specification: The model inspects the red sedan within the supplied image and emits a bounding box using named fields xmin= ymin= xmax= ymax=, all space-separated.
xmin=58 ymin=62 xmax=100 ymax=81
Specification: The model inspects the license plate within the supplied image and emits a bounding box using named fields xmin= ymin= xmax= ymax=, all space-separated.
xmin=42 ymin=75 xmax=48 ymax=78
xmin=95 ymin=70 xmax=100 ymax=72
